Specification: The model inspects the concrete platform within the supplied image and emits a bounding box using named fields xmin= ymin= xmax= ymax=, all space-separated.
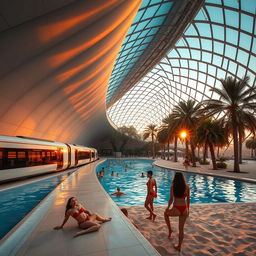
xmin=1 ymin=159 xmax=159 ymax=256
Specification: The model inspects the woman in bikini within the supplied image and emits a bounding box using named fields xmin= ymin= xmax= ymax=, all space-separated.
xmin=164 ymin=172 xmax=190 ymax=251
xmin=54 ymin=197 xmax=111 ymax=237
xmin=144 ymin=170 xmax=157 ymax=221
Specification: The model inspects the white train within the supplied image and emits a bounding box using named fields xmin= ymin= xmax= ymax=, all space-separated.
xmin=0 ymin=135 xmax=98 ymax=183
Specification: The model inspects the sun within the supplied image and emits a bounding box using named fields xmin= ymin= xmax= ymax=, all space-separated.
xmin=180 ymin=130 xmax=188 ymax=139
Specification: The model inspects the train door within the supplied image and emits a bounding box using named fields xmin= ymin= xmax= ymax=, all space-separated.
xmin=0 ymin=149 xmax=3 ymax=169
xmin=75 ymin=149 xmax=78 ymax=166
xmin=56 ymin=148 xmax=63 ymax=170
xmin=66 ymin=144 xmax=71 ymax=168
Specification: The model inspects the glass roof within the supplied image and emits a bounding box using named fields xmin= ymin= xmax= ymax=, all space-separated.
xmin=107 ymin=0 xmax=256 ymax=133
xmin=106 ymin=0 xmax=174 ymax=106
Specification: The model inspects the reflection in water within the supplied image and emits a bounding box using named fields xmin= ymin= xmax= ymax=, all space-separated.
xmin=97 ymin=159 xmax=256 ymax=206
xmin=0 ymin=169 xmax=75 ymax=239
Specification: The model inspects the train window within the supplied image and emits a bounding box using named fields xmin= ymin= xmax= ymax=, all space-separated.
xmin=18 ymin=152 xmax=26 ymax=159
xmin=0 ymin=148 xmax=63 ymax=170
xmin=51 ymin=151 xmax=57 ymax=161
xmin=78 ymin=150 xmax=91 ymax=160
xmin=8 ymin=152 xmax=17 ymax=159
xmin=0 ymin=150 xmax=2 ymax=169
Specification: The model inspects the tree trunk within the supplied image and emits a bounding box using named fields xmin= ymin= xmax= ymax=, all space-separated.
xmin=190 ymin=142 xmax=196 ymax=167
xmin=238 ymin=128 xmax=243 ymax=164
xmin=203 ymin=143 xmax=208 ymax=163
xmin=163 ymin=145 xmax=166 ymax=159
xmin=185 ymin=139 xmax=189 ymax=157
xmin=217 ymin=147 xmax=220 ymax=159
xmin=231 ymin=111 xmax=240 ymax=172
xmin=174 ymin=136 xmax=178 ymax=162
xmin=119 ymin=137 xmax=129 ymax=153
xmin=152 ymin=134 xmax=155 ymax=159
xmin=209 ymin=142 xmax=217 ymax=170
xmin=167 ymin=139 xmax=170 ymax=160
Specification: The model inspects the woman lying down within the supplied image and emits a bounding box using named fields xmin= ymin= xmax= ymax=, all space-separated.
xmin=54 ymin=197 xmax=111 ymax=237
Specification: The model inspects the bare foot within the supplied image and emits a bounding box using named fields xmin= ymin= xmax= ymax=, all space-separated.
xmin=152 ymin=214 xmax=157 ymax=222
xmin=102 ymin=217 xmax=112 ymax=223
xmin=74 ymin=232 xmax=81 ymax=238
xmin=146 ymin=216 xmax=152 ymax=220
xmin=174 ymin=245 xmax=181 ymax=251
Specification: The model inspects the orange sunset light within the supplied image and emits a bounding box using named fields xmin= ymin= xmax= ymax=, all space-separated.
xmin=180 ymin=130 xmax=188 ymax=139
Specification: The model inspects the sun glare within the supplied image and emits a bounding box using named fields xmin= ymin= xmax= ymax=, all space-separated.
xmin=180 ymin=130 xmax=187 ymax=139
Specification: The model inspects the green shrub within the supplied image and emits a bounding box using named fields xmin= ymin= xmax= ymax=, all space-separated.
xmin=195 ymin=156 xmax=201 ymax=162
xmin=199 ymin=160 xmax=210 ymax=165
xmin=217 ymin=157 xmax=228 ymax=162
xmin=216 ymin=162 xmax=227 ymax=169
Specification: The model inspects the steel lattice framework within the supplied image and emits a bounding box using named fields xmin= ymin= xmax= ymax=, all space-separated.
xmin=107 ymin=0 xmax=256 ymax=133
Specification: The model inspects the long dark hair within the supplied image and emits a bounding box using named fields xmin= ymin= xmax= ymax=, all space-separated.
xmin=173 ymin=172 xmax=186 ymax=197
xmin=65 ymin=197 xmax=75 ymax=215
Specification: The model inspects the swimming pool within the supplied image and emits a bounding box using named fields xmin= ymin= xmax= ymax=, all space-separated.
xmin=97 ymin=159 xmax=256 ymax=206
xmin=0 ymin=169 xmax=75 ymax=239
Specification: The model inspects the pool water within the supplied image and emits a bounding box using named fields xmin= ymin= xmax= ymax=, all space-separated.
xmin=0 ymin=170 xmax=75 ymax=239
xmin=97 ymin=159 xmax=256 ymax=206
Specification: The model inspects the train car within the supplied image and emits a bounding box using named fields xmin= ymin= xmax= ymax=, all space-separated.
xmin=91 ymin=148 xmax=98 ymax=161
xmin=0 ymin=135 xmax=97 ymax=183
xmin=69 ymin=144 xmax=93 ymax=168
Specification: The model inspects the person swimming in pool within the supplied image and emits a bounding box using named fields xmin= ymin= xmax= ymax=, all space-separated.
xmin=54 ymin=197 xmax=111 ymax=237
xmin=164 ymin=172 xmax=190 ymax=252
xmin=111 ymin=187 xmax=126 ymax=196
xmin=144 ymin=170 xmax=157 ymax=221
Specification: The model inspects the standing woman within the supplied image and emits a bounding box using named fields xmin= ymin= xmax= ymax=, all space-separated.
xmin=144 ymin=170 xmax=157 ymax=221
xmin=164 ymin=172 xmax=190 ymax=251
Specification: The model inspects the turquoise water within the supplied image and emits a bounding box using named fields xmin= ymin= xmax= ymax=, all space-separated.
xmin=97 ymin=159 xmax=256 ymax=206
xmin=0 ymin=170 xmax=75 ymax=239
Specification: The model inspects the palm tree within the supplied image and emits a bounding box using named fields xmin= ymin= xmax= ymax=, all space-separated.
xmin=157 ymin=127 xmax=169 ymax=159
xmin=236 ymin=111 xmax=256 ymax=163
xmin=246 ymin=136 xmax=256 ymax=158
xmin=224 ymin=110 xmax=256 ymax=163
xmin=162 ymin=114 xmax=179 ymax=162
xmin=143 ymin=124 xmax=158 ymax=159
xmin=196 ymin=119 xmax=227 ymax=170
xmin=203 ymin=76 xmax=256 ymax=172
xmin=169 ymin=100 xmax=203 ymax=167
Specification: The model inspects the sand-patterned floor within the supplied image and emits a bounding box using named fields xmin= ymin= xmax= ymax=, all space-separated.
xmin=123 ymin=203 xmax=256 ymax=256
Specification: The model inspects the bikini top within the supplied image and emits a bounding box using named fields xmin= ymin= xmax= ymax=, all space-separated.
xmin=71 ymin=207 xmax=86 ymax=218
